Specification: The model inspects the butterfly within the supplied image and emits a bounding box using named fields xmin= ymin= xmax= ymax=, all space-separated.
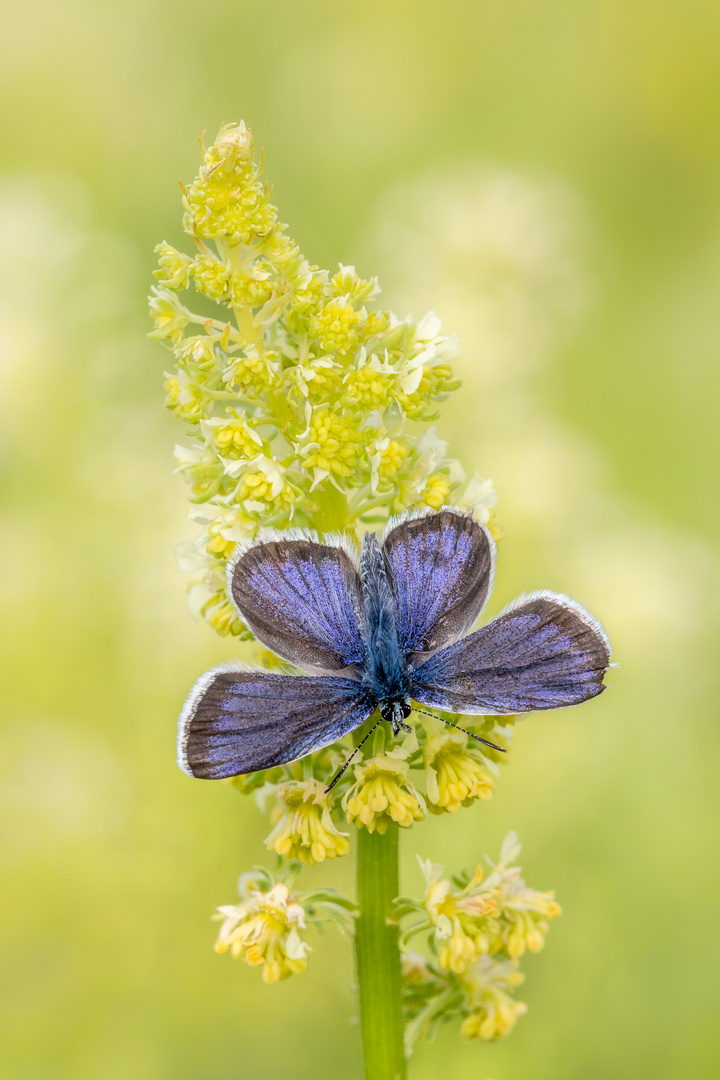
xmin=177 ymin=507 xmax=611 ymax=786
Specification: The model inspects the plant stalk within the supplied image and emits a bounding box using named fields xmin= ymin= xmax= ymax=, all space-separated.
xmin=355 ymin=823 xmax=407 ymax=1080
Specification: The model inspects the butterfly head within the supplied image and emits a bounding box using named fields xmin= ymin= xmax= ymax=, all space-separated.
xmin=380 ymin=697 xmax=413 ymax=736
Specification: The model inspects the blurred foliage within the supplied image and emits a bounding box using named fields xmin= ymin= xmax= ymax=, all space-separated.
xmin=1 ymin=2 xmax=719 ymax=1078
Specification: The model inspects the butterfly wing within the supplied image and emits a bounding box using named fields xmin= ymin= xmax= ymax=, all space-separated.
xmin=382 ymin=508 xmax=495 ymax=661
xmin=178 ymin=665 xmax=375 ymax=779
xmin=227 ymin=531 xmax=365 ymax=675
xmin=411 ymin=591 xmax=611 ymax=714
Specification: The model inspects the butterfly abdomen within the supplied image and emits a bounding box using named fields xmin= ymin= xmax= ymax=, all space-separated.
xmin=359 ymin=531 xmax=409 ymax=704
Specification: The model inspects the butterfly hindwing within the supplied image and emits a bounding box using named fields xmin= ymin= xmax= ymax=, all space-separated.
xmin=227 ymin=532 xmax=366 ymax=675
xmin=178 ymin=665 xmax=375 ymax=779
xmin=411 ymin=591 xmax=611 ymax=714
xmin=382 ymin=508 xmax=495 ymax=661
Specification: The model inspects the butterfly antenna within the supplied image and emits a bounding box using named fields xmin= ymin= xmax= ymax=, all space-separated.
xmin=324 ymin=718 xmax=383 ymax=794
xmin=411 ymin=707 xmax=507 ymax=753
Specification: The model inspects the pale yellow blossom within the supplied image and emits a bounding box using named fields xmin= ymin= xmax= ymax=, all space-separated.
xmin=265 ymin=779 xmax=350 ymax=865
xmin=310 ymin=295 xmax=363 ymax=354
xmin=459 ymin=957 xmax=527 ymax=1041
xmin=215 ymin=880 xmax=311 ymax=983
xmin=154 ymin=242 xmax=193 ymax=290
xmin=423 ymin=725 xmax=495 ymax=813
xmin=420 ymin=858 xmax=499 ymax=974
xmin=344 ymin=754 xmax=425 ymax=833
xmin=201 ymin=415 xmax=263 ymax=459
xmin=297 ymin=407 xmax=361 ymax=483
xmin=487 ymin=833 xmax=562 ymax=957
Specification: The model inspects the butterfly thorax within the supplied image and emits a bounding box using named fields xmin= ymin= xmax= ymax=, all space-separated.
xmin=359 ymin=532 xmax=410 ymax=708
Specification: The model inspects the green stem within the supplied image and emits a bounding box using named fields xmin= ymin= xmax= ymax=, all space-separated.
xmin=355 ymin=824 xmax=407 ymax=1080
xmin=313 ymin=483 xmax=350 ymax=532
xmin=347 ymin=491 xmax=395 ymax=523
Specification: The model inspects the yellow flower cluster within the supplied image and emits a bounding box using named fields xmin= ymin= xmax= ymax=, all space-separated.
xmin=343 ymin=754 xmax=425 ymax=834
xmin=297 ymin=407 xmax=361 ymax=481
xmin=215 ymin=879 xmax=310 ymax=984
xmin=490 ymin=848 xmax=562 ymax=958
xmin=181 ymin=122 xmax=273 ymax=243
xmin=422 ymin=723 xmax=496 ymax=813
xmin=310 ymin=296 xmax=363 ymax=355
xmin=422 ymin=862 xmax=500 ymax=975
xmin=150 ymin=121 xmax=490 ymax=638
xmin=224 ymin=347 xmax=279 ymax=396
xmin=250 ymin=718 xmax=512 ymax=852
xmin=204 ymin=415 xmax=263 ymax=458
xmin=202 ymin=591 xmax=244 ymax=637
xmin=419 ymin=834 xmax=561 ymax=973
xmin=401 ymin=950 xmax=529 ymax=1050
xmin=342 ymin=362 xmax=395 ymax=408
xmin=420 ymin=472 xmax=453 ymax=509
xmin=265 ymin=779 xmax=350 ymax=865
xmin=459 ymin=957 xmax=527 ymax=1041
xmin=214 ymin=869 xmax=357 ymax=984
xmin=155 ymin=242 xmax=193 ymax=290
xmin=400 ymin=834 xmax=560 ymax=1048
xmin=366 ymin=435 xmax=410 ymax=491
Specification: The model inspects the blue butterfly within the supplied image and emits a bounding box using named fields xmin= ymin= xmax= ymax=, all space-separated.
xmin=177 ymin=508 xmax=611 ymax=784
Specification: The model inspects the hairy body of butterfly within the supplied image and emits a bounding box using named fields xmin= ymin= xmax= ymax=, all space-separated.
xmin=177 ymin=508 xmax=611 ymax=781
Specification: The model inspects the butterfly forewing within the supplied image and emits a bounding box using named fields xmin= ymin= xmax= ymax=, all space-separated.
xmin=382 ymin=508 xmax=495 ymax=660
xmin=227 ymin=534 xmax=365 ymax=675
xmin=178 ymin=666 xmax=374 ymax=779
xmin=411 ymin=592 xmax=610 ymax=714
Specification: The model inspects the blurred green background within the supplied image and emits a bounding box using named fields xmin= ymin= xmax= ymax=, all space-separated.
xmin=2 ymin=2 xmax=719 ymax=1077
